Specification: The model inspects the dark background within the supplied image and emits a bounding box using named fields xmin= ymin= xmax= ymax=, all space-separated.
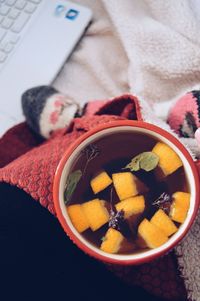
xmin=0 ymin=183 xmax=167 ymax=301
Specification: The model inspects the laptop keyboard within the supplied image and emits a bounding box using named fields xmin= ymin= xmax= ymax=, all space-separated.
xmin=0 ymin=0 xmax=42 ymax=64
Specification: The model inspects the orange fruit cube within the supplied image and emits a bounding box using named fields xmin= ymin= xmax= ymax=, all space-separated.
xmin=138 ymin=218 xmax=168 ymax=248
xmin=82 ymin=199 xmax=109 ymax=231
xmin=150 ymin=209 xmax=177 ymax=236
xmin=112 ymin=172 xmax=146 ymax=200
xmin=90 ymin=171 xmax=112 ymax=194
xmin=172 ymin=192 xmax=190 ymax=210
xmin=152 ymin=142 xmax=183 ymax=176
xmin=115 ymin=195 xmax=145 ymax=218
xmin=170 ymin=192 xmax=190 ymax=223
xmin=67 ymin=204 xmax=90 ymax=233
xmin=100 ymin=228 xmax=124 ymax=254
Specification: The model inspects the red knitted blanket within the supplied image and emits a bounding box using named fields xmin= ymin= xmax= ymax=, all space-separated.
xmin=0 ymin=95 xmax=186 ymax=300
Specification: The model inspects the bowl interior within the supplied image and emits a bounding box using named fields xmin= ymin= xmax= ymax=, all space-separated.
xmin=57 ymin=124 xmax=196 ymax=262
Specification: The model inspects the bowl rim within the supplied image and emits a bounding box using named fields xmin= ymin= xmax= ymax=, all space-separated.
xmin=53 ymin=120 xmax=200 ymax=265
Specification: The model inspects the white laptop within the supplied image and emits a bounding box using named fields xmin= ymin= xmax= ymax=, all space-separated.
xmin=0 ymin=0 xmax=92 ymax=136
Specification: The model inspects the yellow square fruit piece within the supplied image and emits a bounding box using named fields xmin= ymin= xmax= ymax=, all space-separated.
xmin=172 ymin=192 xmax=190 ymax=210
xmin=112 ymin=172 xmax=146 ymax=201
xmin=100 ymin=228 xmax=124 ymax=254
xmin=115 ymin=195 xmax=145 ymax=218
xmin=150 ymin=209 xmax=177 ymax=237
xmin=170 ymin=191 xmax=190 ymax=223
xmin=152 ymin=142 xmax=183 ymax=176
xmin=170 ymin=204 xmax=187 ymax=224
xmin=90 ymin=171 xmax=112 ymax=194
xmin=138 ymin=219 xmax=168 ymax=248
xmin=82 ymin=199 xmax=109 ymax=231
xmin=67 ymin=204 xmax=90 ymax=233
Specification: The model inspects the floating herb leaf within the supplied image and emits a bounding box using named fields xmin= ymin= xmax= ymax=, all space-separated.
xmin=125 ymin=156 xmax=140 ymax=171
xmin=101 ymin=236 xmax=106 ymax=242
xmin=152 ymin=192 xmax=172 ymax=214
xmin=64 ymin=170 xmax=82 ymax=205
xmin=64 ymin=145 xmax=99 ymax=205
xmin=124 ymin=152 xmax=159 ymax=172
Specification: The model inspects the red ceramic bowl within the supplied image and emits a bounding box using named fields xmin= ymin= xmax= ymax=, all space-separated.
xmin=53 ymin=120 xmax=200 ymax=265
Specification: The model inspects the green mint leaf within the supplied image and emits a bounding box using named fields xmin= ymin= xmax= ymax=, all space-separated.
xmin=101 ymin=236 xmax=106 ymax=242
xmin=139 ymin=152 xmax=159 ymax=171
xmin=124 ymin=152 xmax=159 ymax=172
xmin=64 ymin=170 xmax=82 ymax=205
xmin=124 ymin=155 xmax=141 ymax=171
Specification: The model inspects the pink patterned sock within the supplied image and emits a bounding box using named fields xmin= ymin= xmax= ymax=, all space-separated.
xmin=168 ymin=90 xmax=200 ymax=138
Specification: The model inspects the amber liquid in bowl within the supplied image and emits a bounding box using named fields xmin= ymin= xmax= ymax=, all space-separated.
xmin=66 ymin=131 xmax=189 ymax=254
